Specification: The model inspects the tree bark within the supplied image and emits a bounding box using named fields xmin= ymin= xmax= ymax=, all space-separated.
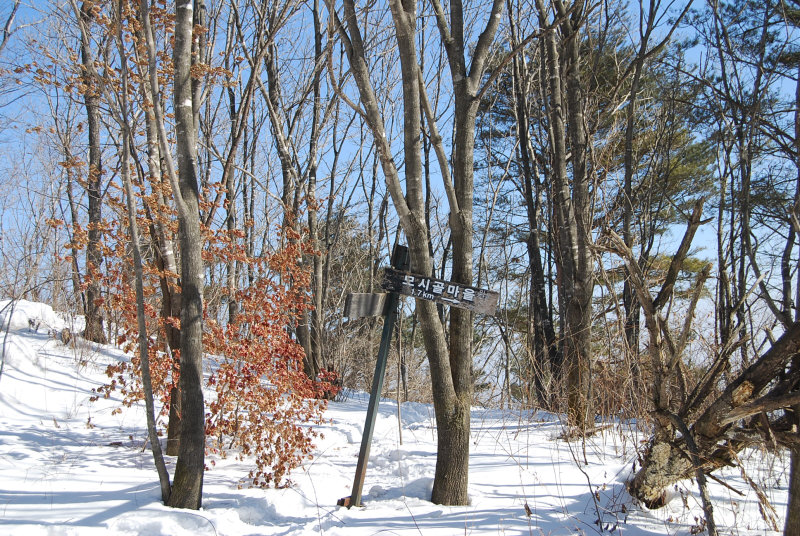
xmin=785 ymin=60 xmax=800 ymax=536
xmin=132 ymin=20 xmax=183 ymax=456
xmin=116 ymin=76 xmax=171 ymax=504
xmin=79 ymin=1 xmax=107 ymax=345
xmin=562 ymin=0 xmax=593 ymax=431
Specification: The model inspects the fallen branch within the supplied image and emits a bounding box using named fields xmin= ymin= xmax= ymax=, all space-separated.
xmin=721 ymin=391 xmax=800 ymax=425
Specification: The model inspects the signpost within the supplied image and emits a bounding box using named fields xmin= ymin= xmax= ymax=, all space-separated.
xmin=338 ymin=245 xmax=499 ymax=508
xmin=338 ymin=245 xmax=409 ymax=508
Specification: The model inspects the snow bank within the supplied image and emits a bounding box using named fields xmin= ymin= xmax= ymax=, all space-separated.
xmin=0 ymin=298 xmax=67 ymax=332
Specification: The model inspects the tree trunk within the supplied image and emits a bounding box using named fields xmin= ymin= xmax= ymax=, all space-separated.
xmin=135 ymin=32 xmax=183 ymax=456
xmin=166 ymin=0 xmax=205 ymax=510
xmin=138 ymin=0 xmax=206 ymax=507
xmin=330 ymin=0 xmax=502 ymax=504
xmin=562 ymin=2 xmax=593 ymax=430
xmin=535 ymin=0 xmax=593 ymax=429
xmin=64 ymin=163 xmax=85 ymax=313
xmin=116 ymin=69 xmax=171 ymax=501
xmin=106 ymin=3 xmax=174 ymax=499
xmin=431 ymin=62 xmax=478 ymax=510
xmin=787 ymin=442 xmax=800 ymax=535
xmin=79 ymin=1 xmax=107 ymax=345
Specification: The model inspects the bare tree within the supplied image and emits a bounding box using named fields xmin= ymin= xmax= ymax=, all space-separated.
xmin=605 ymin=202 xmax=800 ymax=519
xmin=133 ymin=21 xmax=184 ymax=454
xmin=109 ymin=0 xmax=171 ymax=500
xmin=78 ymin=1 xmax=107 ymax=344
xmin=532 ymin=0 xmax=595 ymax=430
xmin=328 ymin=0 xmax=503 ymax=504
xmin=138 ymin=0 xmax=206 ymax=509
xmin=167 ymin=0 xmax=206 ymax=510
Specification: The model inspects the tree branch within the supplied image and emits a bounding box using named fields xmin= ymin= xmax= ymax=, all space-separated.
xmin=0 ymin=0 xmax=19 ymax=56
xmin=417 ymin=69 xmax=459 ymax=216
xmin=653 ymin=198 xmax=706 ymax=310
xmin=721 ymin=391 xmax=800 ymax=425
xmin=468 ymin=0 xmax=505 ymax=91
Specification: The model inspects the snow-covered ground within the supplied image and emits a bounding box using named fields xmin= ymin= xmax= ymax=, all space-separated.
xmin=0 ymin=300 xmax=789 ymax=535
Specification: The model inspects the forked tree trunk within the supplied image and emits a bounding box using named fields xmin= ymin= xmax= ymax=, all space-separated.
xmin=116 ymin=74 xmax=172 ymax=503
xmin=141 ymin=46 xmax=183 ymax=457
xmin=131 ymin=16 xmax=184 ymax=455
xmin=139 ymin=0 xmax=205 ymax=509
xmin=330 ymin=0 xmax=503 ymax=505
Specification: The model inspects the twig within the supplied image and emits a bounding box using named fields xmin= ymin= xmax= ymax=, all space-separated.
xmin=705 ymin=472 xmax=744 ymax=497
xmin=734 ymin=452 xmax=780 ymax=531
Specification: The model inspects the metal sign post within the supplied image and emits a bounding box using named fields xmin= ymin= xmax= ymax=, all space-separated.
xmin=338 ymin=244 xmax=409 ymax=508
xmin=337 ymin=245 xmax=499 ymax=508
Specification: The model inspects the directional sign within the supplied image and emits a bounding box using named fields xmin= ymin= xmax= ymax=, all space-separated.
xmin=381 ymin=267 xmax=499 ymax=315
xmin=344 ymin=293 xmax=388 ymax=318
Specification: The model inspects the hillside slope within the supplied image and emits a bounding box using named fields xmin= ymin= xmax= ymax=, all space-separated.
xmin=0 ymin=300 xmax=787 ymax=535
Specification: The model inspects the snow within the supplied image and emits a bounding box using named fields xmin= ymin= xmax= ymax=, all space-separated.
xmin=0 ymin=301 xmax=789 ymax=535
xmin=0 ymin=299 xmax=68 ymax=332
